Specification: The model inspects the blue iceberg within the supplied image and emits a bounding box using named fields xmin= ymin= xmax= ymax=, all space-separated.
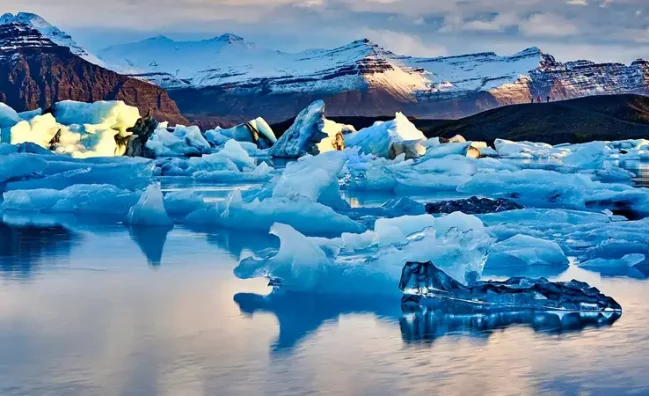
xmin=399 ymin=261 xmax=622 ymax=313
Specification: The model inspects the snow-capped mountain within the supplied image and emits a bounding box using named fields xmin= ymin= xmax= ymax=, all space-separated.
xmin=0 ymin=20 xmax=186 ymax=124
xmin=0 ymin=12 xmax=104 ymax=66
xmin=2 ymin=12 xmax=649 ymax=124
xmin=99 ymin=34 xmax=649 ymax=123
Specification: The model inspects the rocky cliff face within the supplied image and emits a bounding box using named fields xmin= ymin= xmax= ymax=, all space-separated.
xmin=0 ymin=23 xmax=187 ymax=125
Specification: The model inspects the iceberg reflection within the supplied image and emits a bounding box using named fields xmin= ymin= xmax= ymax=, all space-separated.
xmin=400 ymin=306 xmax=622 ymax=344
xmin=0 ymin=220 xmax=76 ymax=277
xmin=234 ymin=290 xmax=402 ymax=353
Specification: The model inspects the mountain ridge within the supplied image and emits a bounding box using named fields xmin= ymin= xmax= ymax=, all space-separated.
xmin=0 ymin=21 xmax=188 ymax=124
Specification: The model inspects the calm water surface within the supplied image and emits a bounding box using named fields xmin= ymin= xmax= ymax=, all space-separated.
xmin=1 ymin=173 xmax=649 ymax=395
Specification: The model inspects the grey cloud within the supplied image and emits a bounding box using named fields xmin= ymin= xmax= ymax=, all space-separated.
xmin=2 ymin=0 xmax=649 ymax=62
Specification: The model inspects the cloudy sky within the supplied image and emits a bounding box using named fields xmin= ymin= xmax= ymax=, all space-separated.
xmin=2 ymin=0 xmax=649 ymax=62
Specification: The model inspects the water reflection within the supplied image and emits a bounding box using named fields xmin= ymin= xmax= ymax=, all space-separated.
xmin=400 ymin=307 xmax=621 ymax=345
xmin=127 ymin=225 xmax=171 ymax=266
xmin=235 ymin=288 xmax=622 ymax=355
xmin=0 ymin=221 xmax=77 ymax=277
xmin=234 ymin=291 xmax=402 ymax=353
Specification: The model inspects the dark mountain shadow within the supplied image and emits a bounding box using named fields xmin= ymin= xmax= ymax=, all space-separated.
xmin=127 ymin=225 xmax=171 ymax=267
xmin=400 ymin=307 xmax=621 ymax=345
xmin=234 ymin=291 xmax=402 ymax=354
xmin=0 ymin=221 xmax=77 ymax=277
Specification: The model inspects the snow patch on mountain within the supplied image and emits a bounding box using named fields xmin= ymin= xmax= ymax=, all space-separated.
xmin=0 ymin=12 xmax=103 ymax=66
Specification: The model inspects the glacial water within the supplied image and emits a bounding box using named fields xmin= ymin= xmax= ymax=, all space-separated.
xmin=2 ymin=163 xmax=649 ymax=396
xmin=0 ymin=218 xmax=648 ymax=396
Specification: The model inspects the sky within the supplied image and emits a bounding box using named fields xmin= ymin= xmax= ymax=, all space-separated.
xmin=2 ymin=0 xmax=649 ymax=62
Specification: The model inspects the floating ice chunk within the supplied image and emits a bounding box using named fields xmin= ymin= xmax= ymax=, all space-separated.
xmin=192 ymin=165 xmax=272 ymax=183
xmin=426 ymin=196 xmax=523 ymax=215
xmin=400 ymin=261 xmax=622 ymax=313
xmin=234 ymin=213 xmax=492 ymax=294
xmin=2 ymin=184 xmax=140 ymax=215
xmin=173 ymin=125 xmax=211 ymax=152
xmin=208 ymin=118 xmax=277 ymax=149
xmin=317 ymin=119 xmax=353 ymax=153
xmin=0 ymin=103 xmax=21 ymax=128
xmin=53 ymin=100 xmax=140 ymax=136
xmin=272 ymin=150 xmax=347 ymax=208
xmin=269 ymin=100 xmax=329 ymax=158
xmin=494 ymin=139 xmax=561 ymax=159
xmin=7 ymin=113 xmax=60 ymax=147
xmin=184 ymin=190 xmax=363 ymax=236
xmin=563 ymin=141 xmax=609 ymax=169
xmin=579 ymin=254 xmax=646 ymax=270
xmin=485 ymin=234 xmax=569 ymax=269
xmin=479 ymin=147 xmax=499 ymax=157
xmin=422 ymin=142 xmax=472 ymax=159
xmin=216 ymin=139 xmax=257 ymax=170
xmin=234 ymin=223 xmax=332 ymax=291
xmin=18 ymin=108 xmax=42 ymax=121
xmin=5 ymin=158 xmax=154 ymax=191
xmin=345 ymin=112 xmax=425 ymax=159
xmin=458 ymin=168 xmax=649 ymax=217
xmin=0 ymin=154 xmax=48 ymax=183
xmin=163 ymin=190 xmax=205 ymax=217
xmin=126 ymin=184 xmax=173 ymax=226
xmin=147 ymin=124 xmax=211 ymax=157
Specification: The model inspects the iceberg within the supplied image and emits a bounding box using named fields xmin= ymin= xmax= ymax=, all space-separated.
xmin=206 ymin=117 xmax=277 ymax=149
xmin=163 ymin=190 xmax=205 ymax=217
xmin=234 ymin=213 xmax=492 ymax=294
xmin=399 ymin=261 xmax=622 ymax=313
xmin=184 ymin=191 xmax=363 ymax=236
xmin=580 ymin=253 xmax=646 ymax=269
xmin=269 ymin=100 xmax=343 ymax=158
xmin=2 ymin=184 xmax=140 ymax=215
xmin=425 ymin=196 xmax=523 ymax=215
xmin=4 ymin=157 xmax=155 ymax=191
xmin=484 ymin=234 xmax=569 ymax=270
xmin=146 ymin=124 xmax=212 ymax=157
xmin=0 ymin=154 xmax=48 ymax=184
xmin=0 ymin=100 xmax=144 ymax=158
xmin=126 ymin=184 xmax=174 ymax=227
xmin=458 ymin=168 xmax=649 ymax=218
xmin=344 ymin=112 xmax=425 ymax=159
xmin=0 ymin=103 xmax=21 ymax=129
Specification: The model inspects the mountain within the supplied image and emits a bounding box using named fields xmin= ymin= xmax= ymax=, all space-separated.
xmin=0 ymin=12 xmax=104 ymax=66
xmin=415 ymin=94 xmax=649 ymax=145
xmin=99 ymin=35 xmax=649 ymax=124
xmin=0 ymin=14 xmax=187 ymax=124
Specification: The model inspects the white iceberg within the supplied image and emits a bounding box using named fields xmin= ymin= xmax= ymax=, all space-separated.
xmin=345 ymin=112 xmax=425 ymax=159
xmin=2 ymin=184 xmax=140 ymax=215
xmin=126 ymin=184 xmax=174 ymax=226
xmin=485 ymin=234 xmax=569 ymax=269
xmin=184 ymin=190 xmax=364 ymax=236
xmin=234 ymin=212 xmax=493 ymax=294
xmin=147 ymin=124 xmax=212 ymax=157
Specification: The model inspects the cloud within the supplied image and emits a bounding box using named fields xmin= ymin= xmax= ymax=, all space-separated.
xmin=519 ymin=13 xmax=579 ymax=37
xmin=361 ymin=29 xmax=448 ymax=57
xmin=440 ymin=12 xmax=519 ymax=33
xmin=4 ymin=0 xmax=649 ymax=63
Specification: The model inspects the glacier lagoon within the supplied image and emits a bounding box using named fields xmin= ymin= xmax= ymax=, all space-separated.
xmin=0 ymin=203 xmax=648 ymax=395
xmin=3 ymin=99 xmax=649 ymax=394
